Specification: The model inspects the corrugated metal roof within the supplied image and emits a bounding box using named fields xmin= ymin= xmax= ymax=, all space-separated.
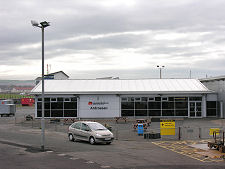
xmin=30 ymin=79 xmax=212 ymax=95
xmin=200 ymin=75 xmax=225 ymax=82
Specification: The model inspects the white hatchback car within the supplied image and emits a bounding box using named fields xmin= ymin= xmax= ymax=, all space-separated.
xmin=68 ymin=121 xmax=114 ymax=145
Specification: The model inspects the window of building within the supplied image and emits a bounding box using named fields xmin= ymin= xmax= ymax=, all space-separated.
xmin=37 ymin=97 xmax=77 ymax=118
xmin=51 ymin=102 xmax=63 ymax=109
xmin=121 ymin=96 xmax=198 ymax=117
xmin=155 ymin=97 xmax=161 ymax=101
xmin=37 ymin=110 xmax=50 ymax=117
xmin=45 ymin=98 xmax=50 ymax=102
xmin=175 ymin=97 xmax=188 ymax=101
xmin=207 ymin=101 xmax=217 ymax=116
xmin=135 ymin=110 xmax=147 ymax=116
xmin=162 ymin=110 xmax=174 ymax=116
xmin=162 ymin=97 xmax=168 ymax=101
xmin=175 ymin=102 xmax=188 ymax=109
xmin=38 ymin=98 xmax=50 ymax=102
xmin=64 ymin=110 xmax=77 ymax=117
xmin=57 ymin=98 xmax=63 ymax=102
xmin=189 ymin=97 xmax=202 ymax=101
xmin=135 ymin=97 xmax=141 ymax=101
xmin=44 ymin=102 xmax=50 ymax=109
xmin=175 ymin=110 xmax=188 ymax=116
xmin=148 ymin=102 xmax=161 ymax=109
xmin=71 ymin=97 xmax=77 ymax=102
xmin=51 ymin=98 xmax=57 ymax=102
xmin=121 ymin=110 xmax=134 ymax=116
xmin=135 ymin=102 xmax=147 ymax=109
xmin=148 ymin=97 xmax=154 ymax=101
xmin=141 ymin=97 xmax=148 ymax=101
xmin=148 ymin=110 xmax=161 ymax=116
xmin=121 ymin=97 xmax=128 ymax=101
xmin=121 ymin=102 xmax=134 ymax=109
xmin=51 ymin=110 xmax=63 ymax=117
xmin=168 ymin=97 xmax=174 ymax=101
xmin=64 ymin=102 xmax=77 ymax=109
xmin=127 ymin=97 xmax=134 ymax=102
xmin=64 ymin=98 xmax=71 ymax=102
xmin=128 ymin=97 xmax=134 ymax=102
xmin=162 ymin=102 xmax=174 ymax=109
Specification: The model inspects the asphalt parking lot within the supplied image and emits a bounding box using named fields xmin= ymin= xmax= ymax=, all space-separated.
xmin=0 ymin=106 xmax=225 ymax=169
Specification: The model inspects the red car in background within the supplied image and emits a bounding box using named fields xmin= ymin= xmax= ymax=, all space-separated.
xmin=21 ymin=98 xmax=34 ymax=106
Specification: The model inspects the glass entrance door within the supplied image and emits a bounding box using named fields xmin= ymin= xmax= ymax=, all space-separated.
xmin=189 ymin=102 xmax=202 ymax=117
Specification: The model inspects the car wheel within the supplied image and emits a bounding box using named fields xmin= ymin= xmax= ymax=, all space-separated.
xmin=69 ymin=134 xmax=75 ymax=142
xmin=89 ymin=137 xmax=95 ymax=145
xmin=106 ymin=142 xmax=111 ymax=145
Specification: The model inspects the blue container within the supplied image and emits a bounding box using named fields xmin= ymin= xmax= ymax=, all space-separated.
xmin=138 ymin=124 xmax=144 ymax=135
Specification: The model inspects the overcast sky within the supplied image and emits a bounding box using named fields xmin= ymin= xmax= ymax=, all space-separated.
xmin=0 ymin=0 xmax=225 ymax=80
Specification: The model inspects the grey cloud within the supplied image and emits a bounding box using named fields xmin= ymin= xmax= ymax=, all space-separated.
xmin=49 ymin=34 xmax=148 ymax=51
xmin=193 ymin=57 xmax=225 ymax=70
xmin=1 ymin=0 xmax=225 ymax=79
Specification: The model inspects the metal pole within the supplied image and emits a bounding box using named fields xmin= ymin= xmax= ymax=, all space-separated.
xmin=178 ymin=127 xmax=181 ymax=140
xmin=41 ymin=26 xmax=45 ymax=151
xmin=157 ymin=66 xmax=164 ymax=79
xmin=160 ymin=68 xmax=162 ymax=79
xmin=223 ymin=131 xmax=224 ymax=146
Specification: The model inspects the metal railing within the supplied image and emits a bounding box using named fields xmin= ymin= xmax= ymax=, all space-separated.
xmin=12 ymin=116 xmax=225 ymax=141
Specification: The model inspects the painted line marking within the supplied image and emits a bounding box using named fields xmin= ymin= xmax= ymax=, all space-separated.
xmin=86 ymin=161 xmax=94 ymax=164
xmin=70 ymin=157 xmax=79 ymax=160
xmin=152 ymin=141 xmax=224 ymax=163
xmin=101 ymin=166 xmax=111 ymax=168
xmin=57 ymin=153 xmax=66 ymax=156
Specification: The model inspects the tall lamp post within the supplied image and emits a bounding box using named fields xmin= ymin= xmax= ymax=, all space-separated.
xmin=157 ymin=65 xmax=165 ymax=79
xmin=31 ymin=20 xmax=50 ymax=151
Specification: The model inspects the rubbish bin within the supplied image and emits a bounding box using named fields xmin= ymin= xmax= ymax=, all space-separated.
xmin=149 ymin=132 xmax=161 ymax=139
xmin=138 ymin=124 xmax=144 ymax=135
xmin=144 ymin=132 xmax=161 ymax=139
xmin=144 ymin=133 xmax=149 ymax=139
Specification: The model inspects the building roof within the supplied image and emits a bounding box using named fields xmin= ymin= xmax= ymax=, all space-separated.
xmin=48 ymin=71 xmax=69 ymax=78
xmin=200 ymin=75 xmax=225 ymax=82
xmin=35 ymin=71 xmax=69 ymax=80
xmin=31 ymin=79 xmax=212 ymax=95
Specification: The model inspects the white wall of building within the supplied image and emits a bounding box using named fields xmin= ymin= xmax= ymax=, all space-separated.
xmin=206 ymin=93 xmax=217 ymax=101
xmin=79 ymin=95 xmax=120 ymax=118
xmin=203 ymin=80 xmax=225 ymax=117
xmin=202 ymin=95 xmax=206 ymax=117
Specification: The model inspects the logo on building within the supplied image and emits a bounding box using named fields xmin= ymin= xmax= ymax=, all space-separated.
xmin=88 ymin=101 xmax=109 ymax=110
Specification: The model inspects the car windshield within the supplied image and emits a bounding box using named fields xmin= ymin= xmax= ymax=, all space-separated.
xmin=88 ymin=123 xmax=107 ymax=131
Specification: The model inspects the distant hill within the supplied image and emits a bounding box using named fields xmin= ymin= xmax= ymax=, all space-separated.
xmin=0 ymin=80 xmax=35 ymax=86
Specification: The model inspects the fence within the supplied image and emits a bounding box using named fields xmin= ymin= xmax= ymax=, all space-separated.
xmin=13 ymin=116 xmax=225 ymax=142
xmin=11 ymin=107 xmax=225 ymax=141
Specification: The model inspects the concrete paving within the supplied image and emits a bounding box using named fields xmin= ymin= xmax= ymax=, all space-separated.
xmin=0 ymin=142 xmax=103 ymax=169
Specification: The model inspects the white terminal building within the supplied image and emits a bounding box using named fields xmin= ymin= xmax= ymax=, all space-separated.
xmin=30 ymin=79 xmax=221 ymax=119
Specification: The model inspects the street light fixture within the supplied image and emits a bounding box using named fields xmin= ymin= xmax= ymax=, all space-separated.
xmin=31 ymin=20 xmax=50 ymax=151
xmin=157 ymin=65 xmax=165 ymax=79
